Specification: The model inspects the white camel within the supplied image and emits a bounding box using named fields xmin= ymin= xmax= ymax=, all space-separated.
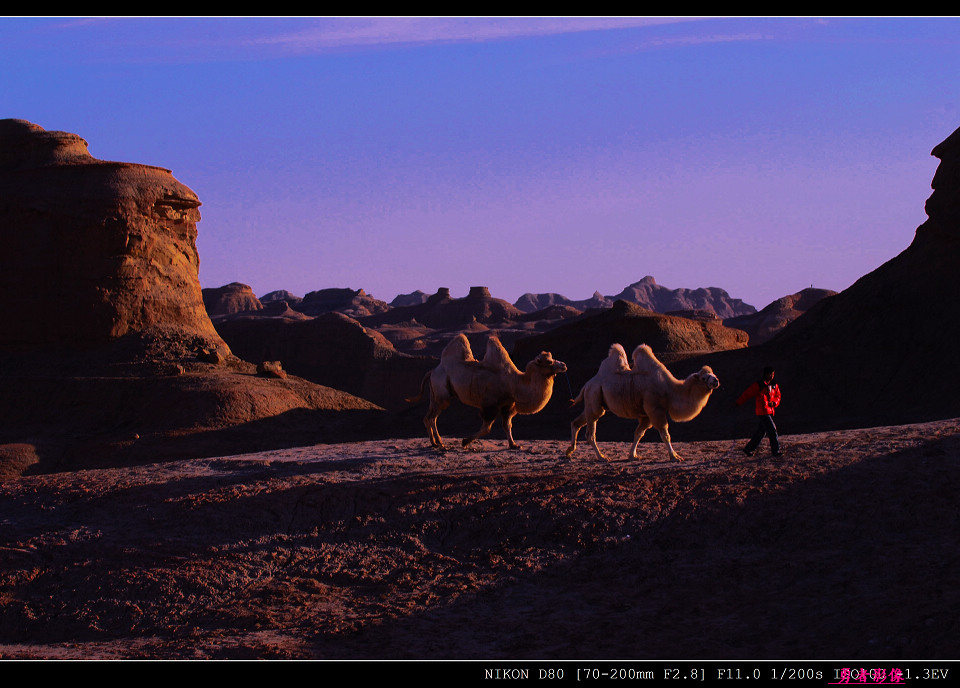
xmin=407 ymin=334 xmax=567 ymax=450
xmin=567 ymin=343 xmax=719 ymax=462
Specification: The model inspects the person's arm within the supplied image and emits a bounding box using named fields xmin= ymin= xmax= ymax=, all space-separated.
xmin=736 ymin=383 xmax=758 ymax=406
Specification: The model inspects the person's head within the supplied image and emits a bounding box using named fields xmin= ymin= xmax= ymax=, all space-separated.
xmin=762 ymin=366 xmax=775 ymax=384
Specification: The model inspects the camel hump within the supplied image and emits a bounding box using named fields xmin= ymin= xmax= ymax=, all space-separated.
xmin=598 ymin=343 xmax=631 ymax=375
xmin=631 ymin=344 xmax=665 ymax=374
xmin=481 ymin=336 xmax=521 ymax=374
xmin=441 ymin=333 xmax=476 ymax=364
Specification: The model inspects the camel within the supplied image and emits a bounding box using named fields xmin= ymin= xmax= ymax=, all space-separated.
xmin=407 ymin=334 xmax=568 ymax=450
xmin=566 ymin=343 xmax=720 ymax=462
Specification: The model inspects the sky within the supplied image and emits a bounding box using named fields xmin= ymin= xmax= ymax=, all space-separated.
xmin=2 ymin=16 xmax=959 ymax=309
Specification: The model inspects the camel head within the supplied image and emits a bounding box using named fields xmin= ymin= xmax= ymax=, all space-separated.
xmin=530 ymin=351 xmax=567 ymax=377
xmin=693 ymin=366 xmax=720 ymax=392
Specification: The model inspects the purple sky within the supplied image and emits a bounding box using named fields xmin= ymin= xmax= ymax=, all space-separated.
xmin=3 ymin=17 xmax=958 ymax=309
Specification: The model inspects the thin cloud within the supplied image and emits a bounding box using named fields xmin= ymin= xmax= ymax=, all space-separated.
xmin=247 ymin=17 xmax=702 ymax=53
xmin=4 ymin=16 xmax=859 ymax=67
xmin=641 ymin=32 xmax=772 ymax=48
xmin=0 ymin=16 xmax=708 ymax=63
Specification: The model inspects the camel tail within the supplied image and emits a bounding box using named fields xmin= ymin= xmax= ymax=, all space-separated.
xmin=405 ymin=370 xmax=432 ymax=405
xmin=569 ymin=387 xmax=584 ymax=408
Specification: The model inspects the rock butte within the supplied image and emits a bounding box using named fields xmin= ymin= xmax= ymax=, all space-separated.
xmin=0 ymin=118 xmax=226 ymax=354
xmin=0 ymin=120 xmax=382 ymax=475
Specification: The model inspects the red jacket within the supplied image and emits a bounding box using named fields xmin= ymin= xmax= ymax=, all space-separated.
xmin=737 ymin=381 xmax=781 ymax=416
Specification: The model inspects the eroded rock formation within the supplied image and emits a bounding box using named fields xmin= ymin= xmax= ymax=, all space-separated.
xmin=260 ymin=289 xmax=303 ymax=306
xmin=0 ymin=121 xmax=386 ymax=474
xmin=609 ymin=276 xmax=755 ymax=319
xmin=296 ymin=288 xmax=390 ymax=319
xmin=0 ymin=119 xmax=226 ymax=355
xmin=390 ymin=290 xmax=430 ymax=307
xmin=215 ymin=311 xmax=433 ymax=410
xmin=362 ymin=286 xmax=524 ymax=329
xmin=202 ymin=282 xmax=263 ymax=320
xmin=514 ymin=278 xmax=755 ymax=318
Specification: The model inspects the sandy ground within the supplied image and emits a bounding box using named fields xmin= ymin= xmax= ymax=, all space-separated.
xmin=1 ymin=418 xmax=959 ymax=660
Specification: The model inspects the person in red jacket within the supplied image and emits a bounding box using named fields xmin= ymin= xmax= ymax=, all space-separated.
xmin=736 ymin=366 xmax=782 ymax=457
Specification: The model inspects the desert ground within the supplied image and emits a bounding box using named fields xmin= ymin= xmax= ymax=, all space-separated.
xmin=2 ymin=418 xmax=958 ymax=660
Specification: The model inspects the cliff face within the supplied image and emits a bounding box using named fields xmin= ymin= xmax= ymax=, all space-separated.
xmin=0 ymin=119 xmax=225 ymax=353
xmin=684 ymin=125 xmax=960 ymax=436
xmin=921 ymin=126 xmax=960 ymax=244
xmin=770 ymin=125 xmax=960 ymax=422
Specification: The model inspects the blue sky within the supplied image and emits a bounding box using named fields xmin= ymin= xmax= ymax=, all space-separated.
xmin=3 ymin=17 xmax=958 ymax=309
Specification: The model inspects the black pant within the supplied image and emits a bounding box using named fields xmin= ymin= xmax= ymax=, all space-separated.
xmin=745 ymin=414 xmax=780 ymax=454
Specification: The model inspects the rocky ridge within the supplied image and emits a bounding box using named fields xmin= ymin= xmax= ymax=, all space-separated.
xmin=511 ymin=276 xmax=756 ymax=318
xmin=723 ymin=287 xmax=838 ymax=345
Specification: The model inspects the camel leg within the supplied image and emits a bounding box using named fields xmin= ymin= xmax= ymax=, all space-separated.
xmin=424 ymin=409 xmax=446 ymax=450
xmin=658 ymin=427 xmax=682 ymax=462
xmin=501 ymin=406 xmax=521 ymax=450
xmin=648 ymin=410 xmax=681 ymax=462
xmin=587 ymin=413 xmax=608 ymax=461
xmin=424 ymin=394 xmax=450 ymax=451
xmin=462 ymin=405 xmax=499 ymax=448
xmin=630 ymin=416 xmax=652 ymax=459
xmin=566 ymin=411 xmax=591 ymax=457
